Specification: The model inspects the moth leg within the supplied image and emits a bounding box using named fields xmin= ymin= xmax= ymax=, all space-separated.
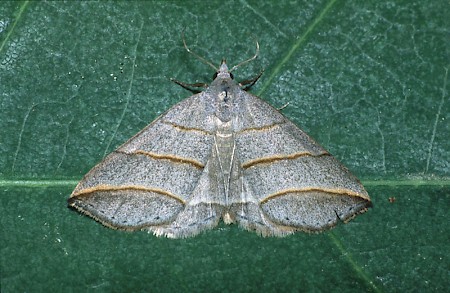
xmin=170 ymin=77 xmax=208 ymax=94
xmin=239 ymin=70 xmax=264 ymax=91
xmin=277 ymin=102 xmax=290 ymax=111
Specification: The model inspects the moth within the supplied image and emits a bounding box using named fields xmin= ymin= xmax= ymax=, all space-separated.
xmin=69 ymin=41 xmax=371 ymax=238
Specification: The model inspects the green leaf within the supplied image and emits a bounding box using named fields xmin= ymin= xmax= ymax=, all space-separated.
xmin=1 ymin=1 xmax=448 ymax=292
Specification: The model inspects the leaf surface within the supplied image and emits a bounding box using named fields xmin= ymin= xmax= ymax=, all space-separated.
xmin=1 ymin=1 xmax=448 ymax=292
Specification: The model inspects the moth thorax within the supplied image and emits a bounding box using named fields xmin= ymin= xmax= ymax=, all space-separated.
xmin=218 ymin=90 xmax=231 ymax=102
xmin=216 ymin=96 xmax=233 ymax=122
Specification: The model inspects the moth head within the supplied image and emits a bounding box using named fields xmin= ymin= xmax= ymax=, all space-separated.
xmin=213 ymin=59 xmax=234 ymax=80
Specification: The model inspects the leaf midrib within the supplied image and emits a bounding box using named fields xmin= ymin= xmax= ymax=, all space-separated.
xmin=0 ymin=179 xmax=448 ymax=188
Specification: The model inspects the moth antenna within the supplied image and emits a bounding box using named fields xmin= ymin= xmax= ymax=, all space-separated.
xmin=277 ymin=101 xmax=290 ymax=111
xmin=182 ymin=30 xmax=218 ymax=71
xmin=230 ymin=40 xmax=259 ymax=72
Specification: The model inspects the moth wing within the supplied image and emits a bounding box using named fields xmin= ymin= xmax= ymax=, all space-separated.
xmin=69 ymin=92 xmax=224 ymax=238
xmin=231 ymin=94 xmax=371 ymax=236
